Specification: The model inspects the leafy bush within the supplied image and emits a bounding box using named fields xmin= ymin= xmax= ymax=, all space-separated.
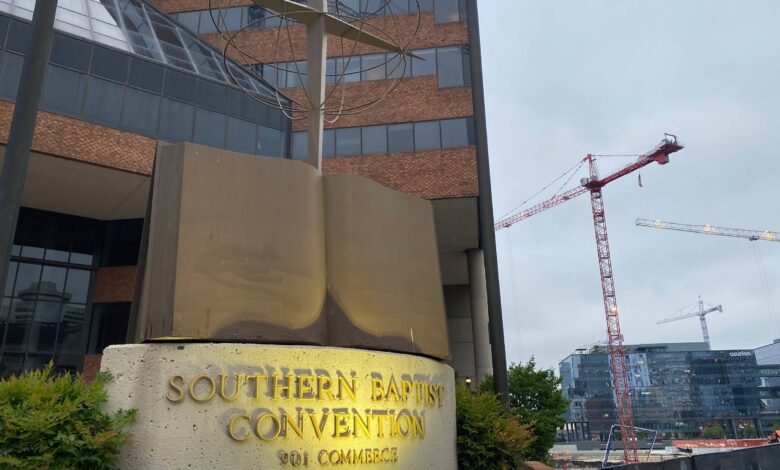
xmin=0 ymin=365 xmax=135 ymax=470
xmin=456 ymin=385 xmax=534 ymax=469
xmin=701 ymin=424 xmax=725 ymax=440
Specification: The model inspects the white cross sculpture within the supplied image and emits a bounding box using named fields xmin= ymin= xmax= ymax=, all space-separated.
xmin=252 ymin=0 xmax=414 ymax=170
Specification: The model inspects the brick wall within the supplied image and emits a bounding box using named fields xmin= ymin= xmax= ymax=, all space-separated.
xmin=0 ymin=100 xmax=156 ymax=176
xmin=93 ymin=266 xmax=138 ymax=303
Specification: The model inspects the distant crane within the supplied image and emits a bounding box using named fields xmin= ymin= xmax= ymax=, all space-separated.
xmin=635 ymin=219 xmax=779 ymax=242
xmin=495 ymin=135 xmax=685 ymax=463
xmin=657 ymin=297 xmax=723 ymax=348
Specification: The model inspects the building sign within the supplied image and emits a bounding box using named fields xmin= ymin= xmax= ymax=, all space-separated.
xmin=102 ymin=343 xmax=456 ymax=469
xmin=729 ymin=351 xmax=753 ymax=357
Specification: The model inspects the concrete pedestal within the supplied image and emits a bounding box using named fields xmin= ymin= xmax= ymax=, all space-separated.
xmin=467 ymin=249 xmax=493 ymax=384
xmin=101 ymin=344 xmax=456 ymax=469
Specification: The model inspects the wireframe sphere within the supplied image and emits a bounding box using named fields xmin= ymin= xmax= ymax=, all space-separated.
xmin=208 ymin=0 xmax=424 ymax=121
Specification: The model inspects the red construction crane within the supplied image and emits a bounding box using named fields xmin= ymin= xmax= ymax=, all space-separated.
xmin=495 ymin=134 xmax=684 ymax=464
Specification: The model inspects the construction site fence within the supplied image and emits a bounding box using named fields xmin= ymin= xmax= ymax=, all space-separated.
xmin=610 ymin=443 xmax=780 ymax=469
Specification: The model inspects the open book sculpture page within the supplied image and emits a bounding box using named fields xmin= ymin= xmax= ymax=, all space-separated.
xmin=131 ymin=143 xmax=449 ymax=360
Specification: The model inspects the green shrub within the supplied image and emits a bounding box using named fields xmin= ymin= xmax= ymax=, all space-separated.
xmin=456 ymin=385 xmax=534 ymax=470
xmin=701 ymin=424 xmax=725 ymax=440
xmin=0 ymin=365 xmax=135 ymax=470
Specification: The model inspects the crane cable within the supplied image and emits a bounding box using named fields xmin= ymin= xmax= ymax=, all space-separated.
xmin=751 ymin=240 xmax=779 ymax=336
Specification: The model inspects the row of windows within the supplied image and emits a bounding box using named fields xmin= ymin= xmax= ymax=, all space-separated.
xmin=170 ymin=0 xmax=466 ymax=36
xmin=291 ymin=117 xmax=475 ymax=159
xmin=258 ymin=45 xmax=471 ymax=89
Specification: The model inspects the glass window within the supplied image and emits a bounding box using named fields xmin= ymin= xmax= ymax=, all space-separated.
xmin=434 ymin=0 xmax=461 ymax=23
xmin=102 ymin=219 xmax=143 ymax=267
xmin=323 ymin=129 xmax=336 ymax=157
xmin=128 ymin=58 xmax=164 ymax=93
xmin=291 ymin=132 xmax=307 ymax=160
xmin=0 ymin=51 xmax=23 ymax=100
xmin=40 ymin=266 xmax=67 ymax=298
xmin=50 ymin=33 xmax=91 ymax=72
xmin=226 ymin=117 xmax=257 ymax=155
xmin=14 ymin=263 xmax=41 ymax=298
xmin=70 ymin=218 xmax=98 ymax=266
xmin=18 ymin=208 xmax=47 ymax=259
xmin=461 ymin=46 xmax=472 ymax=85
xmin=87 ymin=303 xmax=130 ymax=354
xmin=90 ymin=46 xmax=129 ymax=83
xmin=30 ymin=301 xmax=60 ymax=353
xmin=57 ymin=303 xmax=87 ymax=354
xmin=386 ymin=53 xmax=409 ymax=78
xmin=335 ymin=57 xmax=360 ymax=83
xmin=362 ymin=125 xmax=387 ymax=154
xmin=336 ymin=127 xmax=361 ymax=156
xmin=247 ymin=5 xmax=267 ymax=28
xmin=414 ymin=121 xmax=441 ymax=150
xmin=361 ymin=54 xmax=385 ymax=81
xmin=418 ymin=0 xmax=434 ymax=11
xmin=325 ymin=58 xmax=337 ymax=85
xmin=164 ymin=69 xmax=199 ymax=104
xmin=387 ymin=123 xmax=414 ymax=153
xmin=285 ymin=61 xmax=307 ymax=88
xmin=436 ymin=46 xmax=465 ymax=87
xmin=158 ymin=98 xmax=195 ymax=142
xmin=389 ymin=0 xmax=411 ymax=13
xmin=83 ymin=77 xmax=124 ymax=126
xmin=193 ymin=107 xmax=227 ymax=148
xmin=258 ymin=126 xmax=285 ymax=157
xmin=197 ymin=78 xmax=228 ymax=112
xmin=412 ymin=48 xmax=436 ymax=77
xmin=5 ymin=19 xmax=30 ymax=54
xmin=176 ymin=11 xmax=201 ymax=32
xmin=362 ymin=0 xmax=386 ymax=16
xmin=466 ymin=116 xmax=476 ymax=145
xmin=121 ymin=87 xmax=160 ymax=136
xmin=219 ymin=7 xmax=244 ymax=31
xmin=64 ymin=270 xmax=91 ymax=304
xmin=4 ymin=262 xmax=16 ymax=296
xmin=0 ymin=16 xmax=8 ymax=49
xmin=440 ymin=118 xmax=468 ymax=148
xmin=199 ymin=10 xmax=219 ymax=34
xmin=42 ymin=65 xmax=85 ymax=116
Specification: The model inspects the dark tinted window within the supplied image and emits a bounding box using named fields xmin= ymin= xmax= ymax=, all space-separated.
xmin=361 ymin=54 xmax=385 ymax=81
xmin=50 ymin=34 xmax=91 ymax=72
xmin=0 ymin=52 xmax=22 ymax=100
xmin=199 ymin=10 xmax=219 ymax=34
xmin=198 ymin=79 xmax=227 ymax=112
xmin=220 ymin=8 xmax=244 ymax=31
xmin=336 ymin=127 xmax=361 ymax=156
xmin=91 ymin=46 xmax=130 ymax=83
xmin=176 ymin=11 xmax=201 ymax=32
xmin=386 ymin=53 xmax=408 ymax=78
xmin=414 ymin=121 xmax=441 ymax=150
xmin=389 ymin=0 xmax=410 ymax=13
xmin=226 ymin=117 xmax=257 ymax=154
xmin=102 ymin=219 xmax=143 ymax=266
xmin=291 ymin=132 xmax=307 ymax=160
xmin=387 ymin=123 xmax=414 ymax=153
xmin=128 ymin=58 xmax=164 ymax=93
xmin=434 ymin=0 xmax=461 ymax=23
xmin=164 ymin=69 xmax=199 ymax=103
xmin=440 ymin=118 xmax=468 ymax=148
xmin=193 ymin=107 xmax=227 ymax=148
xmin=158 ymin=98 xmax=195 ymax=142
xmin=362 ymin=125 xmax=387 ymax=154
xmin=42 ymin=66 xmax=85 ymax=116
xmin=412 ymin=48 xmax=436 ymax=77
xmin=436 ymin=46 xmax=465 ymax=87
xmin=323 ymin=129 xmax=336 ymax=157
xmin=121 ymin=87 xmax=160 ymax=136
xmin=258 ymin=126 xmax=285 ymax=157
xmin=0 ymin=16 xmax=8 ymax=49
xmin=418 ymin=0 xmax=434 ymax=11
xmin=5 ymin=19 xmax=30 ymax=53
xmin=87 ymin=303 xmax=130 ymax=354
xmin=84 ymin=77 xmax=123 ymax=126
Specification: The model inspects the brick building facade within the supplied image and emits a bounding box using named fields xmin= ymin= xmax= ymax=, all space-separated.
xmin=0 ymin=0 xmax=496 ymax=383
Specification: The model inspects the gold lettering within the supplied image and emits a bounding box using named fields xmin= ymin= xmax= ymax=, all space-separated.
xmin=297 ymin=375 xmax=315 ymax=400
xmin=396 ymin=413 xmax=411 ymax=437
xmin=283 ymin=411 xmax=304 ymax=438
xmin=438 ymin=384 xmax=445 ymax=407
xmin=329 ymin=450 xmax=340 ymax=464
xmin=219 ymin=373 xmax=245 ymax=401
xmin=338 ymin=376 xmax=356 ymax=401
xmin=248 ymin=374 xmax=268 ymax=399
xmin=353 ymin=410 xmax=371 ymax=438
xmin=413 ymin=413 xmax=425 ymax=438
xmin=381 ymin=448 xmax=390 ymax=462
xmin=371 ymin=378 xmax=384 ymax=401
xmin=255 ymin=413 xmax=281 ymax=441
xmin=385 ymin=376 xmax=401 ymax=402
xmin=375 ymin=413 xmax=386 ymax=438
xmin=165 ymin=375 xmax=185 ymax=402
xmin=227 ymin=413 xmax=251 ymax=441
xmin=318 ymin=450 xmax=329 ymax=466
xmin=401 ymin=380 xmax=413 ymax=401
xmin=307 ymin=411 xmax=330 ymax=440
xmin=189 ymin=375 xmax=216 ymax=402
xmin=317 ymin=376 xmax=335 ymax=401
xmin=333 ymin=412 xmax=350 ymax=438
xmin=272 ymin=374 xmax=293 ymax=399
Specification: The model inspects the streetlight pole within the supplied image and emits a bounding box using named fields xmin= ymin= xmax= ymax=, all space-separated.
xmin=0 ymin=1 xmax=58 ymax=294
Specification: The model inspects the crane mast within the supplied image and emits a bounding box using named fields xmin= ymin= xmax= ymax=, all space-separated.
xmin=496 ymin=135 xmax=684 ymax=463
xmin=657 ymin=297 xmax=723 ymax=348
xmin=636 ymin=219 xmax=779 ymax=242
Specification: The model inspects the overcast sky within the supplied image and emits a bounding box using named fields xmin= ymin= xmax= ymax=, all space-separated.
xmin=478 ymin=1 xmax=780 ymax=371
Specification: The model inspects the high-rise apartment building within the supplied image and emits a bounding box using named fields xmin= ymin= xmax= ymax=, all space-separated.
xmin=560 ymin=342 xmax=764 ymax=441
xmin=0 ymin=0 xmax=497 ymax=383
